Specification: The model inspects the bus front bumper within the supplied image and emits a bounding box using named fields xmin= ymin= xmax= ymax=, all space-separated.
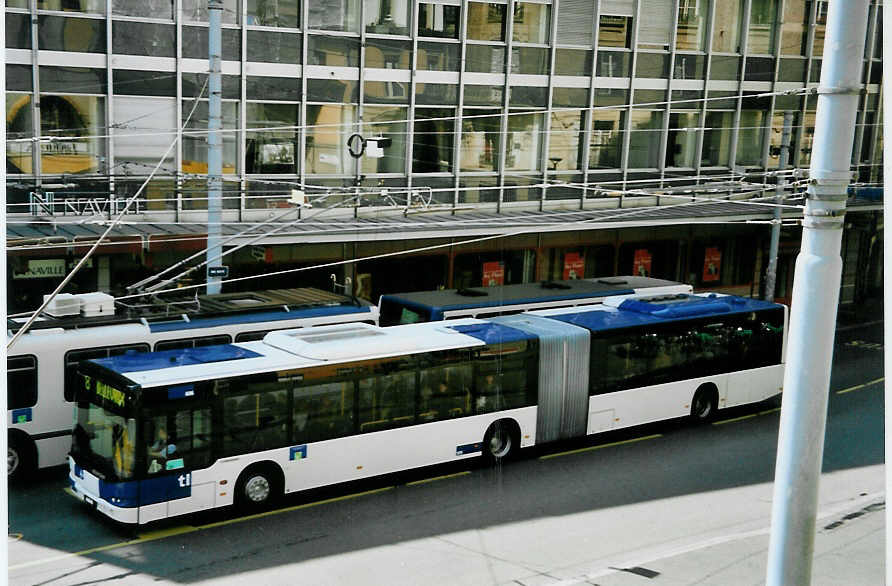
xmin=68 ymin=459 xmax=139 ymax=525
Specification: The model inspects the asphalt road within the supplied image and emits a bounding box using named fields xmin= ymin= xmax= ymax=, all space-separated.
xmin=8 ymin=322 xmax=884 ymax=586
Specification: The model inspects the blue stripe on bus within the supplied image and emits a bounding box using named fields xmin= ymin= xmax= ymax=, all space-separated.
xmin=167 ymin=384 xmax=195 ymax=399
xmin=547 ymin=295 xmax=781 ymax=331
xmin=448 ymin=323 xmax=537 ymax=345
xmin=91 ymin=344 xmax=262 ymax=373
xmin=456 ymin=442 xmax=483 ymax=456
xmin=98 ymin=473 xmax=193 ymax=508
xmin=148 ymin=305 xmax=373 ymax=333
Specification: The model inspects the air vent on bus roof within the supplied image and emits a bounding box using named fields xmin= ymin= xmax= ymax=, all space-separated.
xmin=456 ymin=288 xmax=489 ymax=297
xmin=540 ymin=281 xmax=572 ymax=290
xmin=597 ymin=278 xmax=629 ymax=285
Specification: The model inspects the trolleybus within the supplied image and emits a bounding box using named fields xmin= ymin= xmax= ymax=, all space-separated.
xmin=8 ymin=287 xmax=377 ymax=480
xmin=68 ymin=292 xmax=786 ymax=524
xmin=377 ymin=276 xmax=691 ymax=326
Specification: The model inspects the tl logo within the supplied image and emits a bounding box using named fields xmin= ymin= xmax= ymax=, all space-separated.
xmin=177 ymin=473 xmax=192 ymax=488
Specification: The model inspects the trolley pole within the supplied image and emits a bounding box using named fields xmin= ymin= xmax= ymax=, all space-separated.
xmin=765 ymin=2 xmax=869 ymax=585
xmin=206 ymin=0 xmax=223 ymax=294
xmin=764 ymin=111 xmax=792 ymax=302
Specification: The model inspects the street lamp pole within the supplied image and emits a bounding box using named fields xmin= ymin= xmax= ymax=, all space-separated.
xmin=765 ymin=1 xmax=869 ymax=584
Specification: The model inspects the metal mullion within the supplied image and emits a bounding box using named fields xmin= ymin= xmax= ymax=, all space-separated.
xmin=452 ymin=0 xmax=469 ymax=208
xmin=696 ymin=0 xmax=719 ymax=181
xmin=405 ymin=0 xmax=420 ymax=195
xmin=357 ymin=0 xmax=367 ymax=193
xmin=660 ymin=0 xmax=680 ymax=184
xmin=852 ymin=3 xmax=878 ymax=165
xmin=579 ymin=0 xmax=600 ymax=195
xmin=793 ymin=0 xmax=819 ymax=168
xmin=729 ymin=0 xmax=753 ymax=171
xmin=298 ymin=0 xmax=309 ymax=192
xmin=176 ymin=0 xmax=184 ymax=217
xmin=539 ymin=0 xmax=559 ymax=209
xmin=239 ymin=0 xmax=247 ymax=216
xmin=763 ymin=0 xmax=788 ymax=171
xmin=866 ymin=80 xmax=882 ymax=182
xmin=621 ymin=0 xmax=641 ymax=183
xmin=106 ymin=0 xmax=114 ymax=204
xmin=30 ymin=0 xmax=42 ymax=186
xmin=497 ymin=0 xmax=516 ymax=209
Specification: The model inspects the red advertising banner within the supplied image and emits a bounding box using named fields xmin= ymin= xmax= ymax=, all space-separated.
xmin=702 ymin=247 xmax=722 ymax=282
xmin=562 ymin=252 xmax=585 ymax=280
xmin=482 ymin=261 xmax=504 ymax=287
xmin=633 ymin=249 xmax=652 ymax=277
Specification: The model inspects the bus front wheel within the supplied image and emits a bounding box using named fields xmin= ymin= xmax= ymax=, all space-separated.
xmin=483 ymin=420 xmax=519 ymax=464
xmin=235 ymin=463 xmax=283 ymax=512
xmin=690 ymin=384 xmax=719 ymax=423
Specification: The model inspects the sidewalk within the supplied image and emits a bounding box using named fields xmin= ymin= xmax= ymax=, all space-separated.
xmin=565 ymin=494 xmax=885 ymax=586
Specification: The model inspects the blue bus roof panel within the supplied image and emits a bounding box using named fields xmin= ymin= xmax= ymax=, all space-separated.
xmin=448 ymin=323 xmax=537 ymax=345
xmin=545 ymin=295 xmax=782 ymax=332
xmin=90 ymin=344 xmax=262 ymax=374
xmin=148 ymin=305 xmax=373 ymax=333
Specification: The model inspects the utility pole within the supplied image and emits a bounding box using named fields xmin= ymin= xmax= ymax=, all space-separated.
xmin=206 ymin=0 xmax=223 ymax=294
xmin=764 ymin=111 xmax=792 ymax=302
xmin=765 ymin=1 xmax=869 ymax=585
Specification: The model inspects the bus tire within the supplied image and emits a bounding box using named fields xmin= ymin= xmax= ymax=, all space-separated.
xmin=690 ymin=384 xmax=719 ymax=423
xmin=8 ymin=432 xmax=36 ymax=483
xmin=234 ymin=463 xmax=283 ymax=512
xmin=482 ymin=419 xmax=519 ymax=464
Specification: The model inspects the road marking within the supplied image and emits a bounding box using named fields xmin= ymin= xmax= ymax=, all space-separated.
xmin=713 ymin=413 xmax=758 ymax=426
xmin=406 ymin=471 xmax=470 ymax=486
xmin=539 ymin=434 xmax=662 ymax=461
xmin=713 ymin=406 xmax=781 ymax=426
xmin=837 ymin=377 xmax=885 ymax=395
xmin=10 ymin=485 xmax=394 ymax=571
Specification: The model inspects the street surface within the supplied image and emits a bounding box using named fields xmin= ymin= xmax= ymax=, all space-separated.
xmin=9 ymin=322 xmax=884 ymax=585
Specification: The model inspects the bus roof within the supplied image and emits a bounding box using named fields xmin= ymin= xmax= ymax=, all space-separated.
xmin=9 ymin=287 xmax=373 ymax=334
xmin=378 ymin=276 xmax=682 ymax=313
xmin=534 ymin=294 xmax=783 ymax=332
xmin=87 ymin=320 xmax=537 ymax=390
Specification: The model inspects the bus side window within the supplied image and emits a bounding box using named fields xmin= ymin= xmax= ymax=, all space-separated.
xmin=8 ymin=355 xmax=37 ymax=410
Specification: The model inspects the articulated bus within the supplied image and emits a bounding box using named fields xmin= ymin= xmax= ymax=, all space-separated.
xmin=69 ymin=292 xmax=786 ymax=524
xmin=8 ymin=288 xmax=377 ymax=481
xmin=377 ymin=276 xmax=692 ymax=326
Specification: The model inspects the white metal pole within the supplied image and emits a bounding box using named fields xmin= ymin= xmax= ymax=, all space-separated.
xmin=206 ymin=0 xmax=223 ymax=294
xmin=765 ymin=1 xmax=870 ymax=584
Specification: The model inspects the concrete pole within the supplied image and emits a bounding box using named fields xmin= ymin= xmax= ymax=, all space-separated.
xmin=1 ymin=7 xmax=8 ymax=575
xmin=206 ymin=0 xmax=224 ymax=294
xmin=765 ymin=2 xmax=869 ymax=585
xmin=764 ymin=111 xmax=793 ymax=302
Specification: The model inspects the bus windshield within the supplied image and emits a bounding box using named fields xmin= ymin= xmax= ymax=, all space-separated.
xmin=73 ymin=398 xmax=137 ymax=481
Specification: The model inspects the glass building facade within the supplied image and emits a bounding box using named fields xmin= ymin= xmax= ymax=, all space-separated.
xmin=5 ymin=0 xmax=884 ymax=213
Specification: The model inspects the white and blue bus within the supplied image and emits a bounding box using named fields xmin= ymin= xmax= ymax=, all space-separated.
xmin=68 ymin=292 xmax=786 ymax=524
xmin=8 ymin=288 xmax=377 ymax=481
xmin=377 ymin=276 xmax=692 ymax=326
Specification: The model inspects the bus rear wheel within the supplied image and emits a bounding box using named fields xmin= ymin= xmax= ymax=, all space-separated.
xmin=8 ymin=433 xmax=35 ymax=483
xmin=483 ymin=420 xmax=519 ymax=464
xmin=235 ymin=463 xmax=283 ymax=512
xmin=690 ymin=385 xmax=719 ymax=423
